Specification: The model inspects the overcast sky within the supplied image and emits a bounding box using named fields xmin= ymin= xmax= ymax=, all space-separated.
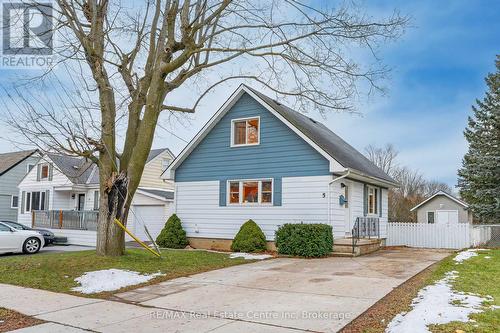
xmin=0 ymin=0 xmax=499 ymax=188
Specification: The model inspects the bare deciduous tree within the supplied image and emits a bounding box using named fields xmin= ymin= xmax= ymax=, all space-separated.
xmin=365 ymin=144 xmax=454 ymax=221
xmin=364 ymin=144 xmax=399 ymax=175
xmin=3 ymin=1 xmax=408 ymax=256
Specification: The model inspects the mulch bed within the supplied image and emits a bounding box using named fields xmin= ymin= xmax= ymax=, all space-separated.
xmin=0 ymin=308 xmax=43 ymax=333
xmin=339 ymin=261 xmax=441 ymax=333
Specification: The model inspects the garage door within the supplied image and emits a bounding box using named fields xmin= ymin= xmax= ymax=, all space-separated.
xmin=436 ymin=210 xmax=459 ymax=224
xmin=132 ymin=205 xmax=166 ymax=241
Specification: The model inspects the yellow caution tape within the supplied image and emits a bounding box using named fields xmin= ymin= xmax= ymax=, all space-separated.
xmin=113 ymin=218 xmax=161 ymax=257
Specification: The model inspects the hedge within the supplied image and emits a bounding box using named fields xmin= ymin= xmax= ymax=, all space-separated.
xmin=155 ymin=214 xmax=189 ymax=249
xmin=231 ymin=220 xmax=267 ymax=253
xmin=275 ymin=223 xmax=333 ymax=257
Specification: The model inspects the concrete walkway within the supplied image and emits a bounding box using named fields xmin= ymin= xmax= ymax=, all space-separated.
xmin=1 ymin=248 xmax=450 ymax=333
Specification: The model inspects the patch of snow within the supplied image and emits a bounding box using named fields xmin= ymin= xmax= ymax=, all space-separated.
xmin=386 ymin=271 xmax=487 ymax=333
xmin=71 ymin=269 xmax=164 ymax=294
xmin=453 ymin=249 xmax=486 ymax=263
xmin=484 ymin=256 xmax=491 ymax=259
xmin=229 ymin=253 xmax=273 ymax=260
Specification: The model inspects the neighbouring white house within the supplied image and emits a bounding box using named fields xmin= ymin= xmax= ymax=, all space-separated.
xmin=163 ymin=85 xmax=399 ymax=251
xmin=17 ymin=148 xmax=175 ymax=246
xmin=410 ymin=190 xmax=472 ymax=224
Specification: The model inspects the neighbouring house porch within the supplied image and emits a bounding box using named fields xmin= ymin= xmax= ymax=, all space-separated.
xmin=32 ymin=210 xmax=98 ymax=230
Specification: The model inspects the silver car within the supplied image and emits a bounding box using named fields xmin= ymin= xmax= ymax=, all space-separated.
xmin=0 ymin=221 xmax=45 ymax=255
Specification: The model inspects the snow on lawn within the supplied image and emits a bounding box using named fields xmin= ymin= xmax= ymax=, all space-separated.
xmin=229 ymin=253 xmax=273 ymax=260
xmin=453 ymin=249 xmax=487 ymax=264
xmin=386 ymin=271 xmax=487 ymax=333
xmin=71 ymin=269 xmax=164 ymax=294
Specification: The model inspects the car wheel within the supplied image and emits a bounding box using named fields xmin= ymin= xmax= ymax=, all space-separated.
xmin=23 ymin=237 xmax=41 ymax=254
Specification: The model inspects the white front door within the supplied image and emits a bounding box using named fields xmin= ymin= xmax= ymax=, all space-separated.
xmin=436 ymin=210 xmax=459 ymax=224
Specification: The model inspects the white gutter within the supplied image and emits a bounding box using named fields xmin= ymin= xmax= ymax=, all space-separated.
xmin=327 ymin=170 xmax=351 ymax=228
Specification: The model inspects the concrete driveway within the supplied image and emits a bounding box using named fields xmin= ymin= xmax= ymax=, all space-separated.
xmin=111 ymin=248 xmax=450 ymax=333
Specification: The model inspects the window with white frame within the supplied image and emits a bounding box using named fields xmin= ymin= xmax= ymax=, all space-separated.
xmin=231 ymin=117 xmax=260 ymax=146
xmin=27 ymin=164 xmax=35 ymax=173
xmin=161 ymin=158 xmax=171 ymax=172
xmin=25 ymin=191 xmax=46 ymax=212
xmin=11 ymin=195 xmax=19 ymax=208
xmin=427 ymin=211 xmax=435 ymax=224
xmin=367 ymin=186 xmax=378 ymax=215
xmin=40 ymin=164 xmax=49 ymax=180
xmin=228 ymin=179 xmax=272 ymax=205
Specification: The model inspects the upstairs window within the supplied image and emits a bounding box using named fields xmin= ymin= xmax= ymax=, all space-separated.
xmin=231 ymin=117 xmax=260 ymax=146
xmin=228 ymin=179 xmax=272 ymax=205
xmin=40 ymin=164 xmax=49 ymax=180
xmin=161 ymin=158 xmax=171 ymax=172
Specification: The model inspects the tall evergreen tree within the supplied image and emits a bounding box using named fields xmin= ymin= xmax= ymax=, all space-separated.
xmin=458 ymin=55 xmax=500 ymax=223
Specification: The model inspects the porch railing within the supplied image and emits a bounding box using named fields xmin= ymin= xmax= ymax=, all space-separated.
xmin=32 ymin=210 xmax=98 ymax=231
xmin=352 ymin=217 xmax=380 ymax=253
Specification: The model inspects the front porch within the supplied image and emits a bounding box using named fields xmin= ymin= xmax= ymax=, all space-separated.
xmin=32 ymin=210 xmax=98 ymax=230
xmin=333 ymin=217 xmax=384 ymax=257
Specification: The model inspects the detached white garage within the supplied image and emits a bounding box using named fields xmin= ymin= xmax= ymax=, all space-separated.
xmin=410 ymin=190 xmax=472 ymax=224
xmin=127 ymin=188 xmax=174 ymax=242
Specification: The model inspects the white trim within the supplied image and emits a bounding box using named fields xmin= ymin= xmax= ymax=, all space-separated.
xmin=226 ymin=178 xmax=273 ymax=206
xmin=366 ymin=185 xmax=379 ymax=216
xmin=10 ymin=195 xmax=19 ymax=209
xmin=162 ymin=85 xmax=347 ymax=180
xmin=410 ymin=190 xmax=468 ymax=211
xmin=426 ymin=210 xmax=435 ymax=224
xmin=230 ymin=116 xmax=261 ymax=147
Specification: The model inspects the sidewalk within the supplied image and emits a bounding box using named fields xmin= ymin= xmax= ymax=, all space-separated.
xmin=0 ymin=284 xmax=298 ymax=333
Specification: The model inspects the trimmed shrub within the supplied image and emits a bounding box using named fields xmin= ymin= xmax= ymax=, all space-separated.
xmin=155 ymin=214 xmax=189 ymax=249
xmin=231 ymin=220 xmax=267 ymax=253
xmin=275 ymin=223 xmax=333 ymax=257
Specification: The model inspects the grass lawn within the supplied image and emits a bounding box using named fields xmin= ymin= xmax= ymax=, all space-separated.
xmin=341 ymin=248 xmax=500 ymax=333
xmin=428 ymin=248 xmax=500 ymax=333
xmin=0 ymin=249 xmax=251 ymax=298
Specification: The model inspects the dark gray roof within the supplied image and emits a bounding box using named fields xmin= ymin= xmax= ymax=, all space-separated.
xmin=0 ymin=150 xmax=38 ymax=176
xmin=47 ymin=154 xmax=96 ymax=184
xmin=48 ymin=148 xmax=174 ymax=185
xmin=245 ymin=86 xmax=396 ymax=184
xmin=147 ymin=148 xmax=173 ymax=163
xmin=138 ymin=188 xmax=174 ymax=200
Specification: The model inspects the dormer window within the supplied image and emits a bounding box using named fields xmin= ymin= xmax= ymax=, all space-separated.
xmin=40 ymin=164 xmax=49 ymax=180
xmin=231 ymin=117 xmax=260 ymax=147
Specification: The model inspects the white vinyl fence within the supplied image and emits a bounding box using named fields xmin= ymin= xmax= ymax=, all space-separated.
xmin=387 ymin=222 xmax=472 ymax=249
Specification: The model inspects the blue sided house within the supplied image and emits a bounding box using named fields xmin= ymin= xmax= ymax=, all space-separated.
xmin=164 ymin=85 xmax=398 ymax=251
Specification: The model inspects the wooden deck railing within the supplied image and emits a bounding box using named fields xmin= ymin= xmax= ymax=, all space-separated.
xmin=32 ymin=210 xmax=98 ymax=231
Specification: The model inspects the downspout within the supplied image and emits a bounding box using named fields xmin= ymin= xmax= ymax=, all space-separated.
xmin=327 ymin=170 xmax=351 ymax=229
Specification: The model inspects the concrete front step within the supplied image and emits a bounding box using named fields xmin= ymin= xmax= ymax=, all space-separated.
xmin=332 ymin=238 xmax=383 ymax=257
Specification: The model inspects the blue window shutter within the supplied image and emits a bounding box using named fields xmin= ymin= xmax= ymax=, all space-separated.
xmin=219 ymin=180 xmax=226 ymax=206
xmin=363 ymin=184 xmax=368 ymax=216
xmin=273 ymin=178 xmax=282 ymax=206
xmin=379 ymin=187 xmax=383 ymax=217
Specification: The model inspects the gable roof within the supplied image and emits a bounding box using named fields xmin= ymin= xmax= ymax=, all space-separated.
xmin=45 ymin=147 xmax=175 ymax=185
xmin=47 ymin=154 xmax=96 ymax=184
xmin=147 ymin=148 xmax=174 ymax=163
xmin=165 ymin=85 xmax=397 ymax=186
xmin=410 ymin=190 xmax=469 ymax=211
xmin=0 ymin=149 xmax=38 ymax=176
